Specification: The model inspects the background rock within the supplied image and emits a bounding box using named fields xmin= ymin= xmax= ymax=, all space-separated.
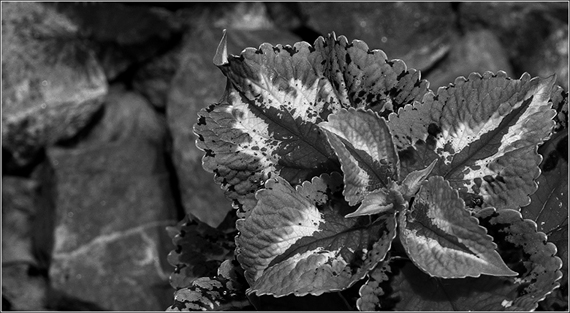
xmin=425 ymin=30 xmax=512 ymax=90
xmin=2 ymin=177 xmax=38 ymax=266
xmin=132 ymin=44 xmax=182 ymax=110
xmin=458 ymin=2 xmax=568 ymax=89
xmin=46 ymin=86 xmax=179 ymax=310
xmin=2 ymin=264 xmax=49 ymax=310
xmin=52 ymin=2 xmax=183 ymax=81
xmin=2 ymin=2 xmax=108 ymax=170
xmin=2 ymin=177 xmax=48 ymax=310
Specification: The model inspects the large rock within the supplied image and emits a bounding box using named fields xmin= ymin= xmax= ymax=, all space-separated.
xmin=2 ymin=177 xmax=38 ymax=266
xmin=166 ymin=3 xmax=301 ymax=228
xmin=298 ymin=2 xmax=457 ymax=71
xmin=2 ymin=264 xmax=49 ymax=311
xmin=2 ymin=2 xmax=107 ymax=170
xmin=47 ymin=86 xmax=178 ymax=310
xmin=459 ymin=2 xmax=568 ymax=89
xmin=2 ymin=177 xmax=48 ymax=310
xmin=132 ymin=41 xmax=183 ymax=110
xmin=425 ymin=30 xmax=512 ymax=90
xmin=53 ymin=2 xmax=183 ymax=81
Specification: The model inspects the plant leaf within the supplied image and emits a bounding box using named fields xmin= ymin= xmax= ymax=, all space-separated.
xmin=523 ymin=130 xmax=568 ymax=281
xmin=167 ymin=260 xmax=252 ymax=311
xmin=379 ymin=259 xmax=522 ymax=311
xmin=388 ymin=72 xmax=557 ymax=210
xmin=381 ymin=205 xmax=563 ymax=312
xmin=195 ymin=39 xmax=343 ymax=215
xmin=550 ymin=85 xmax=568 ymax=132
xmin=356 ymin=261 xmax=391 ymax=311
xmin=166 ymin=215 xmax=235 ymax=289
xmin=399 ymin=176 xmax=517 ymax=278
xmin=523 ymin=85 xmax=568 ymax=291
xmin=321 ymin=33 xmax=430 ymax=116
xmin=195 ymin=33 xmax=429 ymax=215
xmin=477 ymin=208 xmax=563 ymax=310
xmin=320 ymin=108 xmax=399 ymax=205
xmin=344 ymin=159 xmax=438 ymax=218
xmin=236 ymin=176 xmax=397 ymax=297
xmin=295 ymin=172 xmax=343 ymax=206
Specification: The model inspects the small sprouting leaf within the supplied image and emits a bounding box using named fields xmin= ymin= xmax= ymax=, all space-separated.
xmin=344 ymin=188 xmax=394 ymax=218
xmin=167 ymin=215 xmax=235 ymax=289
xmin=388 ymin=72 xmax=557 ymax=210
xmin=399 ymin=176 xmax=517 ymax=278
xmin=213 ymin=29 xmax=228 ymax=66
xmin=356 ymin=261 xmax=391 ymax=311
xmin=345 ymin=158 xmax=437 ymax=218
xmin=236 ymin=176 xmax=397 ymax=297
xmin=167 ymin=260 xmax=251 ymax=311
xmin=320 ymin=108 xmax=399 ymax=205
xmin=398 ymin=158 xmax=438 ymax=199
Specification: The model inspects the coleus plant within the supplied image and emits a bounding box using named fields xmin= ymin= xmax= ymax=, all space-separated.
xmin=169 ymin=31 xmax=567 ymax=311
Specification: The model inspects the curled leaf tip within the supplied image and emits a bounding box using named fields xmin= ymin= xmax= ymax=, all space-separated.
xmin=213 ymin=29 xmax=228 ymax=66
xmin=400 ymin=158 xmax=438 ymax=198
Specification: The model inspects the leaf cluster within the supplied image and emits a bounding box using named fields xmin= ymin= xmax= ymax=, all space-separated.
xmin=170 ymin=32 xmax=567 ymax=311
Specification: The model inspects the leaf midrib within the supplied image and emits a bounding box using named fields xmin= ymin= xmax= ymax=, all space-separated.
xmin=443 ymin=98 xmax=530 ymax=179
xmin=267 ymin=220 xmax=380 ymax=269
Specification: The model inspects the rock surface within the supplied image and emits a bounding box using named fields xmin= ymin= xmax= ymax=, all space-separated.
xmin=2 ymin=177 xmax=38 ymax=265
xmin=2 ymin=2 xmax=108 ymax=169
xmin=53 ymin=2 xmax=183 ymax=81
xmin=425 ymin=30 xmax=512 ymax=90
xmin=2 ymin=264 xmax=49 ymax=310
xmin=459 ymin=2 xmax=568 ymax=89
xmin=2 ymin=177 xmax=48 ymax=310
xmin=47 ymin=86 xmax=179 ymax=310
xmin=2 ymin=2 xmax=107 ymax=166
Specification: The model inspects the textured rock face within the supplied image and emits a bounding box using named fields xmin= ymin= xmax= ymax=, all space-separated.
xmin=46 ymin=87 xmax=179 ymax=310
xmin=2 ymin=264 xmax=49 ymax=311
xmin=458 ymin=2 xmax=568 ymax=89
xmin=2 ymin=2 xmax=108 ymax=169
xmin=425 ymin=30 xmax=512 ymax=90
xmin=52 ymin=2 xmax=183 ymax=81
xmin=2 ymin=177 xmax=38 ymax=266
xmin=2 ymin=177 xmax=48 ymax=310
